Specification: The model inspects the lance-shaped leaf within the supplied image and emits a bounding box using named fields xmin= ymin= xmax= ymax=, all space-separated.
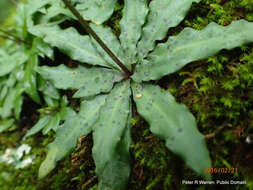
xmin=133 ymin=20 xmax=253 ymax=82
xmin=132 ymin=83 xmax=211 ymax=179
xmin=13 ymin=84 xmax=25 ymax=119
xmin=38 ymin=77 xmax=60 ymax=100
xmin=24 ymin=116 xmax=51 ymax=139
xmin=90 ymin=24 xmax=129 ymax=70
xmin=92 ymin=81 xmax=131 ymax=190
xmin=23 ymin=55 xmax=41 ymax=104
xmin=41 ymin=1 xmax=74 ymax=22
xmin=42 ymin=113 xmax=61 ymax=135
xmin=75 ymin=0 xmax=117 ymax=25
xmin=1 ymin=88 xmax=17 ymax=119
xmin=24 ymin=0 xmax=73 ymax=21
xmin=24 ymin=0 xmax=52 ymax=17
xmin=39 ymin=95 xmax=107 ymax=178
xmin=24 ymin=96 xmax=71 ymax=138
xmin=0 ymin=51 xmax=28 ymax=77
xmin=0 ymin=119 xmax=14 ymax=133
xmin=0 ymin=79 xmax=7 ymax=101
xmin=29 ymin=25 xmax=110 ymax=67
xmin=37 ymin=64 xmax=123 ymax=98
xmin=120 ymin=0 xmax=148 ymax=64
xmin=33 ymin=38 xmax=54 ymax=60
xmin=137 ymin=0 xmax=200 ymax=59
xmin=0 ymin=69 xmax=19 ymax=119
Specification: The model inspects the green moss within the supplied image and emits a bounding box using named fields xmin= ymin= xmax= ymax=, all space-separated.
xmin=0 ymin=132 xmax=74 ymax=190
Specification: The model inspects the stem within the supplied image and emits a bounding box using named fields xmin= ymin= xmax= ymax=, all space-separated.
xmin=61 ymin=0 xmax=132 ymax=78
xmin=10 ymin=0 xmax=18 ymax=6
xmin=0 ymin=29 xmax=21 ymax=42
xmin=0 ymin=29 xmax=31 ymax=46
xmin=0 ymin=34 xmax=22 ymax=44
xmin=204 ymin=125 xmax=226 ymax=140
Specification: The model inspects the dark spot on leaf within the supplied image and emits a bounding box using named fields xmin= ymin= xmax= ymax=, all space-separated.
xmin=95 ymin=77 xmax=99 ymax=83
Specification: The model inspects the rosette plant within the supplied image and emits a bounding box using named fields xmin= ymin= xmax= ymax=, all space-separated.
xmin=14 ymin=0 xmax=253 ymax=189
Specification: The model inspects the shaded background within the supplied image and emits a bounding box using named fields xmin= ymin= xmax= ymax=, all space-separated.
xmin=0 ymin=0 xmax=15 ymax=24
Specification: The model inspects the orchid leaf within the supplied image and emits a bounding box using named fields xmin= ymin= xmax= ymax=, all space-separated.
xmin=137 ymin=0 xmax=201 ymax=59
xmin=132 ymin=83 xmax=211 ymax=179
xmin=75 ymin=0 xmax=117 ymax=25
xmin=92 ymin=81 xmax=131 ymax=190
xmin=37 ymin=64 xmax=124 ymax=98
xmin=133 ymin=20 xmax=253 ymax=82
xmin=120 ymin=0 xmax=148 ymax=64
xmin=29 ymin=25 xmax=111 ymax=67
xmin=39 ymin=95 xmax=107 ymax=178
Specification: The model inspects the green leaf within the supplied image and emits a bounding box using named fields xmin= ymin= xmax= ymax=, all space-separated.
xmin=92 ymin=81 xmax=131 ymax=190
xmin=119 ymin=0 xmax=148 ymax=64
xmin=40 ymin=1 xmax=74 ymax=22
xmin=90 ymin=24 xmax=129 ymax=69
xmin=29 ymin=25 xmax=111 ymax=67
xmin=0 ymin=51 xmax=28 ymax=77
xmin=0 ymin=119 xmax=14 ymax=133
xmin=24 ymin=116 xmax=51 ymax=139
xmin=0 ymin=84 xmax=8 ymax=103
xmin=133 ymin=20 xmax=253 ymax=82
xmin=38 ymin=77 xmax=60 ymax=100
xmin=132 ymin=83 xmax=211 ymax=179
xmin=24 ymin=0 xmax=72 ymax=20
xmin=39 ymin=95 xmax=107 ymax=179
xmin=24 ymin=0 xmax=52 ymax=17
xmin=23 ymin=96 xmax=74 ymax=138
xmin=43 ymin=96 xmax=59 ymax=108
xmin=137 ymin=0 xmax=200 ymax=59
xmin=1 ymin=88 xmax=17 ymax=119
xmin=23 ymin=55 xmax=41 ymax=104
xmin=42 ymin=113 xmax=61 ymax=134
xmin=33 ymin=38 xmax=54 ymax=59
xmin=75 ymin=0 xmax=117 ymax=24
xmin=37 ymin=64 xmax=123 ymax=98
xmin=13 ymin=85 xmax=24 ymax=119
xmin=16 ymin=3 xmax=28 ymax=39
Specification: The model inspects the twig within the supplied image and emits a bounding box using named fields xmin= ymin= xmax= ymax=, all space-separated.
xmin=0 ymin=34 xmax=31 ymax=47
xmin=81 ymin=176 xmax=98 ymax=189
xmin=61 ymin=0 xmax=132 ymax=78
xmin=0 ymin=29 xmax=29 ymax=45
xmin=205 ymin=125 xmax=227 ymax=140
xmin=0 ymin=34 xmax=21 ymax=44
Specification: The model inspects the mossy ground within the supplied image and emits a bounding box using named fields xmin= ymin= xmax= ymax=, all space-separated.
xmin=1 ymin=0 xmax=253 ymax=189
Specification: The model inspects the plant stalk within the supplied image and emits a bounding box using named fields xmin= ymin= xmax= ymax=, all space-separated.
xmin=61 ymin=0 xmax=132 ymax=78
xmin=0 ymin=29 xmax=31 ymax=47
xmin=0 ymin=34 xmax=24 ymax=45
xmin=0 ymin=29 xmax=26 ymax=44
